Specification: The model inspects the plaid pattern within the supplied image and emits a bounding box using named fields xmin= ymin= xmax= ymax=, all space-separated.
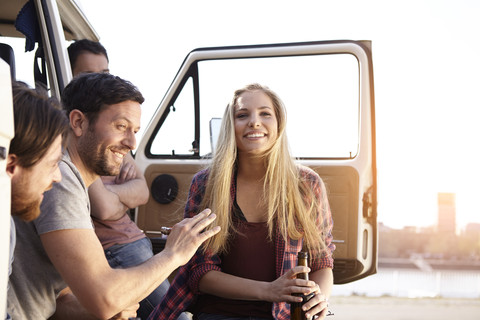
xmin=148 ymin=167 xmax=334 ymax=320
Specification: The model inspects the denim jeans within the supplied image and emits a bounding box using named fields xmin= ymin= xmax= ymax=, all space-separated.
xmin=197 ymin=313 xmax=271 ymax=320
xmin=105 ymin=237 xmax=189 ymax=320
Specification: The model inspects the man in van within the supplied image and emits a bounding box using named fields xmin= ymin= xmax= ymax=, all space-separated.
xmin=68 ymin=39 xmax=109 ymax=75
xmin=67 ymin=39 xmax=184 ymax=320
xmin=6 ymin=82 xmax=68 ymax=319
xmin=8 ymin=73 xmax=220 ymax=319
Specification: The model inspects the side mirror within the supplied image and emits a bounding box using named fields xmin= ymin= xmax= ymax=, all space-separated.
xmin=209 ymin=117 xmax=222 ymax=154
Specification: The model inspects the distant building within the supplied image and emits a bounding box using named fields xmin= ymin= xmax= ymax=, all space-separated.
xmin=403 ymin=226 xmax=418 ymax=233
xmin=437 ymin=192 xmax=456 ymax=234
xmin=378 ymin=222 xmax=393 ymax=233
xmin=465 ymin=223 xmax=480 ymax=238
xmin=465 ymin=223 xmax=480 ymax=233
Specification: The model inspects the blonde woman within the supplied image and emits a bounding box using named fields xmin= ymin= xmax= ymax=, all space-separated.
xmin=150 ymin=84 xmax=335 ymax=320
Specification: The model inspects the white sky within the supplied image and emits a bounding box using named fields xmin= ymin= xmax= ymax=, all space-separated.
xmin=78 ymin=0 xmax=480 ymax=230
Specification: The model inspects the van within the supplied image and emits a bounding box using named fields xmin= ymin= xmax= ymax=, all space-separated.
xmin=0 ymin=0 xmax=377 ymax=315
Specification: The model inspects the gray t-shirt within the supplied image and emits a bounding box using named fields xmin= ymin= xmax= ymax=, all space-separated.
xmin=7 ymin=152 xmax=92 ymax=320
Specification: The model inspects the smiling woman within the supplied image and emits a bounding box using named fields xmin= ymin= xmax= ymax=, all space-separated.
xmin=148 ymin=83 xmax=335 ymax=320
xmin=233 ymin=88 xmax=278 ymax=156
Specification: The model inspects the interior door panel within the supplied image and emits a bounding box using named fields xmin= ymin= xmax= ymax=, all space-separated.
xmin=138 ymin=162 xmax=205 ymax=234
xmin=138 ymin=162 xmax=372 ymax=284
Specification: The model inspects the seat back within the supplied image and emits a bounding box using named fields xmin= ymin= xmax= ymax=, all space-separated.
xmin=0 ymin=43 xmax=16 ymax=81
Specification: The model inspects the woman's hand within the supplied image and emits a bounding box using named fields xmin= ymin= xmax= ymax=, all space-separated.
xmin=302 ymin=284 xmax=329 ymax=320
xmin=264 ymin=266 xmax=318 ymax=303
xmin=266 ymin=267 xmax=330 ymax=319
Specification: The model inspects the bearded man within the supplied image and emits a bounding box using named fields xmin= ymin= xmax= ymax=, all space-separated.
xmin=6 ymin=82 xmax=68 ymax=320
xmin=7 ymin=73 xmax=220 ymax=320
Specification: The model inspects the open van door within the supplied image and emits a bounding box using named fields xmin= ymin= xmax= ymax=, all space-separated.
xmin=135 ymin=40 xmax=377 ymax=284
xmin=0 ymin=59 xmax=15 ymax=319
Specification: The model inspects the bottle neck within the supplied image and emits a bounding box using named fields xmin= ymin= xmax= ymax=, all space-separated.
xmin=297 ymin=251 xmax=309 ymax=280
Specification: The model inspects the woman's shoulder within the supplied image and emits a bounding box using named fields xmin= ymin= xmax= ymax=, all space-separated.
xmin=192 ymin=168 xmax=211 ymax=181
xmin=297 ymin=164 xmax=321 ymax=182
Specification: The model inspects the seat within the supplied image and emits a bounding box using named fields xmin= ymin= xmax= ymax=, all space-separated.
xmin=0 ymin=43 xmax=16 ymax=81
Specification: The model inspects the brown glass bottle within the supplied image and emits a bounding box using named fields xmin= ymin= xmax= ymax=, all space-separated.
xmin=290 ymin=251 xmax=314 ymax=320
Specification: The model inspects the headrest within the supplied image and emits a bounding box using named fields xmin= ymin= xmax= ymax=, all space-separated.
xmin=0 ymin=43 xmax=16 ymax=81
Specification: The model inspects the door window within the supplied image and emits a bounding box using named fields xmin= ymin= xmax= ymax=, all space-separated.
xmin=148 ymin=53 xmax=359 ymax=159
xmin=149 ymin=77 xmax=195 ymax=156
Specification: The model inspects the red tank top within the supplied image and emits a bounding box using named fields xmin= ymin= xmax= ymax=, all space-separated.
xmin=195 ymin=201 xmax=275 ymax=318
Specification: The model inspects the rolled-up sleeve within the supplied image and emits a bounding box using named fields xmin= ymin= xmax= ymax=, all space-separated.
xmin=187 ymin=251 xmax=222 ymax=294
xmin=184 ymin=170 xmax=223 ymax=293
xmin=302 ymin=168 xmax=335 ymax=271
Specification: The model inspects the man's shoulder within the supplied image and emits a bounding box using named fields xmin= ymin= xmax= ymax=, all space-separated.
xmin=34 ymin=152 xmax=92 ymax=234
xmin=59 ymin=152 xmax=86 ymax=189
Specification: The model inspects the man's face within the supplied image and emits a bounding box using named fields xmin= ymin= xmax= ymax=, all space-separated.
xmin=77 ymin=101 xmax=141 ymax=176
xmin=11 ymin=135 xmax=63 ymax=221
xmin=72 ymin=52 xmax=109 ymax=76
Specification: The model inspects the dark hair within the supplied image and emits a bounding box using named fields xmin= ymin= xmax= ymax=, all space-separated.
xmin=9 ymin=82 xmax=69 ymax=168
xmin=61 ymin=72 xmax=144 ymax=123
xmin=67 ymin=39 xmax=109 ymax=70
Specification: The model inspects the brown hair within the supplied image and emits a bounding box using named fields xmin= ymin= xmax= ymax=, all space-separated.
xmin=9 ymin=82 xmax=69 ymax=168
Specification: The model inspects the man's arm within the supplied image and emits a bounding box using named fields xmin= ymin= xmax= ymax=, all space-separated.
xmin=88 ymin=179 xmax=127 ymax=220
xmin=89 ymin=153 xmax=148 ymax=220
xmin=103 ymin=153 xmax=149 ymax=209
xmin=41 ymin=209 xmax=220 ymax=320
xmin=51 ymin=287 xmax=139 ymax=320
xmin=50 ymin=287 xmax=98 ymax=320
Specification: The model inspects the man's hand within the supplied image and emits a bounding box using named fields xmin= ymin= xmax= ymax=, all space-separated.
xmin=108 ymin=303 xmax=139 ymax=320
xmin=162 ymin=209 xmax=221 ymax=266
xmin=114 ymin=161 xmax=136 ymax=185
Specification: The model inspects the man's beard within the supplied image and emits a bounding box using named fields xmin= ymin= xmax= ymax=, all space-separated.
xmin=86 ymin=148 xmax=121 ymax=176
xmin=11 ymin=188 xmax=42 ymax=222
xmin=79 ymin=129 xmax=124 ymax=177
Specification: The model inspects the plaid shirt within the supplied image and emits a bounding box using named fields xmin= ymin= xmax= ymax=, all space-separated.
xmin=148 ymin=167 xmax=335 ymax=320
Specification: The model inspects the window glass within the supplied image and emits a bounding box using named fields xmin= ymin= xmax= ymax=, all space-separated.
xmin=149 ymin=77 xmax=195 ymax=155
xmin=149 ymin=53 xmax=359 ymax=159
xmin=198 ymin=54 xmax=359 ymax=158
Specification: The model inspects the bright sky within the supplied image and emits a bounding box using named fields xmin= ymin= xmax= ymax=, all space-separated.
xmin=78 ymin=0 xmax=480 ymax=230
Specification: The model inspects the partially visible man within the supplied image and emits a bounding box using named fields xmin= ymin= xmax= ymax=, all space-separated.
xmin=6 ymin=82 xmax=68 ymax=319
xmin=67 ymin=39 xmax=109 ymax=75
xmin=7 ymin=73 xmax=220 ymax=320
xmin=67 ymin=39 xmax=182 ymax=319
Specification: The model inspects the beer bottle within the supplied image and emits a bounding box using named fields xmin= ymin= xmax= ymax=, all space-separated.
xmin=290 ymin=251 xmax=314 ymax=320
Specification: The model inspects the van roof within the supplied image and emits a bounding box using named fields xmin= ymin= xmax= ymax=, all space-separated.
xmin=0 ymin=0 xmax=98 ymax=41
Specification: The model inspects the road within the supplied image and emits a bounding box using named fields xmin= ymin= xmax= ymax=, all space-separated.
xmin=330 ymin=296 xmax=480 ymax=320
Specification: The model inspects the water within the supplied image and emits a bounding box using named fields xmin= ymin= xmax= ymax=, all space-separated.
xmin=332 ymin=268 xmax=480 ymax=298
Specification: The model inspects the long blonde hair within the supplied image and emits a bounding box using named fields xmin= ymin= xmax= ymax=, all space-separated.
xmin=201 ymin=83 xmax=329 ymax=256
